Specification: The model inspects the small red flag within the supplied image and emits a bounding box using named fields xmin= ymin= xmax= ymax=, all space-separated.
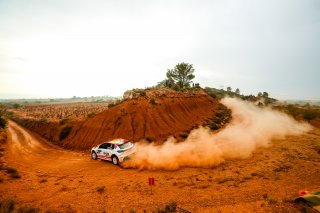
xmin=148 ymin=177 xmax=155 ymax=186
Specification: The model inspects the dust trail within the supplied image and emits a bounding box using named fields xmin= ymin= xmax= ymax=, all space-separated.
xmin=124 ymin=98 xmax=312 ymax=170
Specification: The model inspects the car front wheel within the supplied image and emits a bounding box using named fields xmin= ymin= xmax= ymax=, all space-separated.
xmin=112 ymin=156 xmax=119 ymax=165
xmin=92 ymin=151 xmax=97 ymax=160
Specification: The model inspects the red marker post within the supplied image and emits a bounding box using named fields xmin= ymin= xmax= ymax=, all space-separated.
xmin=148 ymin=177 xmax=155 ymax=195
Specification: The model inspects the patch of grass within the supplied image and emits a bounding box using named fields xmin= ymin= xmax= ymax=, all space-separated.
xmin=0 ymin=117 xmax=7 ymax=129
xmin=5 ymin=167 xmax=17 ymax=174
xmin=179 ymin=133 xmax=188 ymax=139
xmin=38 ymin=118 xmax=47 ymax=123
xmin=303 ymin=111 xmax=317 ymax=121
xmin=267 ymin=197 xmax=277 ymax=204
xmin=18 ymin=207 xmax=40 ymax=213
xmin=40 ymin=179 xmax=47 ymax=183
xmin=86 ymin=112 xmax=96 ymax=119
xmin=0 ymin=199 xmax=16 ymax=213
xmin=273 ymin=164 xmax=292 ymax=172
xmin=149 ymin=98 xmax=156 ymax=105
xmin=59 ymin=126 xmax=72 ymax=141
xmin=243 ymin=175 xmax=253 ymax=180
xmin=196 ymin=185 xmax=210 ymax=189
xmin=4 ymin=167 xmax=21 ymax=179
xmin=119 ymin=108 xmax=128 ymax=116
xmin=251 ymin=172 xmax=264 ymax=177
xmin=156 ymin=201 xmax=177 ymax=213
xmin=10 ymin=173 xmax=21 ymax=179
xmin=59 ymin=118 xmax=71 ymax=125
xmin=216 ymin=177 xmax=234 ymax=184
xmin=96 ymin=186 xmax=105 ymax=194
xmin=164 ymin=201 xmax=177 ymax=212
xmin=208 ymin=122 xmax=219 ymax=130
xmin=262 ymin=193 xmax=268 ymax=199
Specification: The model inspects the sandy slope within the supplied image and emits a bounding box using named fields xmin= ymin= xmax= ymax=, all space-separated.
xmin=0 ymin=121 xmax=319 ymax=212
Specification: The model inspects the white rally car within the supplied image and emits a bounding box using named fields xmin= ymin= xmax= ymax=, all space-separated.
xmin=91 ymin=138 xmax=135 ymax=165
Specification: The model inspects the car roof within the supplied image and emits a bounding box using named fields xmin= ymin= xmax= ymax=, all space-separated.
xmin=104 ymin=138 xmax=129 ymax=145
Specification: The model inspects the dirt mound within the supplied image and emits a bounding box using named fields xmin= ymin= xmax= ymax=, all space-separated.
xmin=63 ymin=89 xmax=221 ymax=150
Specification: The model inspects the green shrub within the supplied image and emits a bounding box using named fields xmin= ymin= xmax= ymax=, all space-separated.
xmin=18 ymin=207 xmax=40 ymax=213
xmin=38 ymin=118 xmax=47 ymax=123
xmin=215 ymin=112 xmax=224 ymax=118
xmin=156 ymin=201 xmax=177 ymax=213
xmin=0 ymin=199 xmax=15 ymax=213
xmin=286 ymin=105 xmax=300 ymax=117
xmin=208 ymin=123 xmax=219 ymax=130
xmin=137 ymin=90 xmax=146 ymax=97
xmin=303 ymin=111 xmax=317 ymax=121
xmin=96 ymin=186 xmax=105 ymax=194
xmin=87 ymin=112 xmax=96 ymax=119
xmin=13 ymin=103 xmax=20 ymax=109
xmin=59 ymin=126 xmax=72 ymax=141
xmin=0 ymin=117 xmax=7 ymax=129
xmin=59 ymin=118 xmax=71 ymax=125
xmin=5 ymin=168 xmax=17 ymax=174
xmin=149 ymin=98 xmax=156 ymax=105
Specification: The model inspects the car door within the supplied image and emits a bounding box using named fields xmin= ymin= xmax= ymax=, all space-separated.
xmin=97 ymin=143 xmax=108 ymax=159
xmin=103 ymin=143 xmax=113 ymax=160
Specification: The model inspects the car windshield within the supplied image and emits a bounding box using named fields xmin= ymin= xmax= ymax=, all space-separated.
xmin=119 ymin=142 xmax=132 ymax=149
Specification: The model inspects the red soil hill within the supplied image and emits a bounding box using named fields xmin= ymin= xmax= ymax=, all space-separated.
xmin=63 ymin=89 xmax=220 ymax=150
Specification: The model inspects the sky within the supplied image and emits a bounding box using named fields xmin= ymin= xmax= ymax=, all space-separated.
xmin=0 ymin=0 xmax=319 ymax=100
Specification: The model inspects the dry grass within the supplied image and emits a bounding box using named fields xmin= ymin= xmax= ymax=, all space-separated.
xmin=9 ymin=102 xmax=110 ymax=122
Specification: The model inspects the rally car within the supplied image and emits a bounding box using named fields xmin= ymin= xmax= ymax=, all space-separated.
xmin=91 ymin=138 xmax=135 ymax=165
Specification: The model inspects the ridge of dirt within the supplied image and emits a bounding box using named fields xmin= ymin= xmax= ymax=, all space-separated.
xmin=64 ymin=89 xmax=222 ymax=150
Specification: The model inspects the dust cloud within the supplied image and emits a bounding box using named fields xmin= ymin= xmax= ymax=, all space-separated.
xmin=124 ymin=98 xmax=312 ymax=170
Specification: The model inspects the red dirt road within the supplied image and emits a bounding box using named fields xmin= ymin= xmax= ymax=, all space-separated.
xmin=1 ymin=121 xmax=320 ymax=212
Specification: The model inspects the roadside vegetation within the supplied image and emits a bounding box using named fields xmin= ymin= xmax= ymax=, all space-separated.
xmin=0 ymin=199 xmax=39 ymax=213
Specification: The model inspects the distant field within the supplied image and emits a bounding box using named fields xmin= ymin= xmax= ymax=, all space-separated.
xmin=8 ymin=102 xmax=110 ymax=122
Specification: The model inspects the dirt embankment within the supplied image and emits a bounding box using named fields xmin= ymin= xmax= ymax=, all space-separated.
xmin=8 ymin=116 xmax=73 ymax=144
xmin=63 ymin=89 xmax=223 ymax=150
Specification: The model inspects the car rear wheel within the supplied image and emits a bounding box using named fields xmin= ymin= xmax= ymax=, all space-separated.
xmin=112 ymin=156 xmax=119 ymax=165
xmin=92 ymin=151 xmax=97 ymax=160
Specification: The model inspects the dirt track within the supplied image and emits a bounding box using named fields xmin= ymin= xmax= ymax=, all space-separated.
xmin=1 ymin=121 xmax=320 ymax=212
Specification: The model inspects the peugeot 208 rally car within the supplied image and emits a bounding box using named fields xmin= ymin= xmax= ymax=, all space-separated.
xmin=91 ymin=138 xmax=135 ymax=165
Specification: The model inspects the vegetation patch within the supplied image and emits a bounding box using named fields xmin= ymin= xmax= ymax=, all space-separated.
xmin=0 ymin=199 xmax=16 ymax=213
xmin=17 ymin=207 xmax=40 ymax=213
xmin=149 ymin=98 xmax=156 ymax=105
xmin=96 ymin=186 xmax=105 ymax=194
xmin=156 ymin=201 xmax=177 ymax=213
xmin=59 ymin=126 xmax=72 ymax=141
xmin=0 ymin=117 xmax=7 ymax=129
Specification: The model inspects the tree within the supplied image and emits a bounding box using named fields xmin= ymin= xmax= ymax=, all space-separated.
xmin=227 ymin=87 xmax=232 ymax=92
xmin=257 ymin=92 xmax=262 ymax=97
xmin=166 ymin=63 xmax=195 ymax=90
xmin=235 ymin=88 xmax=240 ymax=95
xmin=262 ymin=92 xmax=269 ymax=98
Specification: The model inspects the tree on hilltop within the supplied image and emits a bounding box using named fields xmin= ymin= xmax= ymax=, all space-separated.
xmin=235 ymin=88 xmax=240 ymax=95
xmin=166 ymin=63 xmax=195 ymax=90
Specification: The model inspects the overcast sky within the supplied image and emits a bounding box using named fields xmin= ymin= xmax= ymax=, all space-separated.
xmin=0 ymin=0 xmax=319 ymax=100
